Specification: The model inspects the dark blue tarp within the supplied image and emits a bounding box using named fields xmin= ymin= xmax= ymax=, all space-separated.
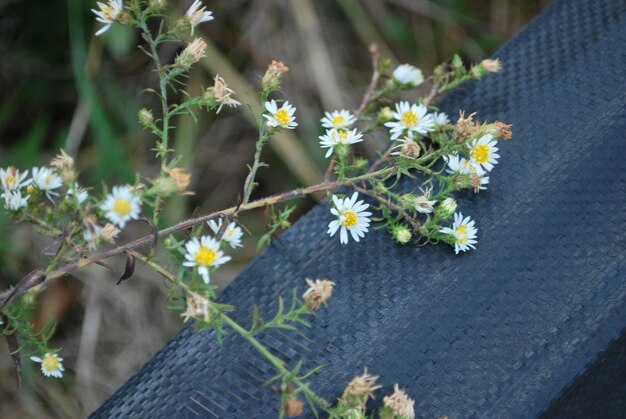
xmin=92 ymin=0 xmax=626 ymax=417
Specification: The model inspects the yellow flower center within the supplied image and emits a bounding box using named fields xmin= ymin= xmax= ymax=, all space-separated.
xmin=457 ymin=236 xmax=468 ymax=245
xmin=401 ymin=111 xmax=418 ymax=127
xmin=102 ymin=6 xmax=116 ymax=20
xmin=331 ymin=115 xmax=346 ymax=126
xmin=471 ymin=144 xmax=490 ymax=164
xmin=42 ymin=356 xmax=59 ymax=372
xmin=336 ymin=129 xmax=349 ymax=142
xmin=5 ymin=175 xmax=16 ymax=187
xmin=455 ymin=225 xmax=468 ymax=236
xmin=195 ymin=246 xmax=217 ymax=266
xmin=274 ymin=109 xmax=291 ymax=126
xmin=26 ymin=185 xmax=34 ymax=194
xmin=341 ymin=210 xmax=358 ymax=228
xmin=112 ymin=198 xmax=132 ymax=216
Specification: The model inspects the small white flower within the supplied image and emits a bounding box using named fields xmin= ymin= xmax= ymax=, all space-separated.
xmin=413 ymin=187 xmax=437 ymax=214
xmin=392 ymin=64 xmax=424 ymax=87
xmin=384 ymin=101 xmax=434 ymax=140
xmin=68 ymin=185 xmax=89 ymax=204
xmin=318 ymin=128 xmax=364 ymax=158
xmin=100 ymin=185 xmax=141 ymax=229
xmin=183 ymin=236 xmax=231 ymax=283
xmin=433 ymin=112 xmax=450 ymax=127
xmin=2 ymin=190 xmax=29 ymax=211
xmin=31 ymin=167 xmax=63 ymax=200
xmin=0 ymin=167 xmax=30 ymax=191
xmin=468 ymin=134 xmax=499 ymax=172
xmin=30 ymin=353 xmax=64 ymax=378
xmin=92 ymin=0 xmax=124 ymax=36
xmin=263 ymin=100 xmax=297 ymax=129
xmin=439 ymin=212 xmax=478 ymax=254
xmin=207 ymin=219 xmax=243 ymax=248
xmin=320 ymin=109 xmax=357 ymax=129
xmin=444 ymin=154 xmax=473 ymax=175
xmin=327 ymin=192 xmax=372 ymax=244
xmin=186 ymin=0 xmax=214 ymax=35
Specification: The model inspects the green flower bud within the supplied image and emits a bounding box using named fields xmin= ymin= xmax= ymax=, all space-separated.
xmin=391 ymin=225 xmax=412 ymax=245
xmin=436 ymin=197 xmax=457 ymax=219
xmin=137 ymin=108 xmax=154 ymax=128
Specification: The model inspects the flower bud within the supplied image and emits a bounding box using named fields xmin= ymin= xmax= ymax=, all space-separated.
xmin=391 ymin=225 xmax=412 ymax=245
xmin=137 ymin=108 xmax=154 ymax=128
xmin=284 ymin=398 xmax=304 ymax=417
xmin=377 ymin=106 xmax=394 ymax=124
xmin=148 ymin=0 xmax=167 ymax=11
xmin=261 ymin=60 xmax=289 ymax=92
xmin=175 ymin=38 xmax=207 ymax=70
xmin=436 ymin=197 xmax=457 ymax=219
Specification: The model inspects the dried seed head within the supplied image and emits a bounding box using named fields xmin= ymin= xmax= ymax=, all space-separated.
xmin=340 ymin=369 xmax=382 ymax=409
xmin=50 ymin=149 xmax=76 ymax=183
xmin=303 ymin=278 xmax=335 ymax=310
xmin=181 ymin=292 xmax=211 ymax=323
xmin=493 ymin=121 xmax=513 ymax=140
xmin=391 ymin=137 xmax=421 ymax=159
xmin=262 ymin=60 xmax=289 ymax=91
xmin=481 ymin=58 xmax=502 ymax=73
xmin=101 ymin=223 xmax=120 ymax=243
xmin=283 ymin=397 xmax=304 ymax=417
xmin=383 ymin=385 xmax=415 ymax=419
xmin=206 ymin=75 xmax=241 ymax=113
xmin=454 ymin=110 xmax=479 ymax=137
xmin=168 ymin=168 xmax=192 ymax=193
xmin=175 ymin=38 xmax=207 ymax=69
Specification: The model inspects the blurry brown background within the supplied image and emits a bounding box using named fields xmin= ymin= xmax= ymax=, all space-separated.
xmin=0 ymin=0 xmax=549 ymax=417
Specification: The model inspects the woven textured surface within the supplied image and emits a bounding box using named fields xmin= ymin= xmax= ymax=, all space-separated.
xmin=92 ymin=0 xmax=626 ymax=417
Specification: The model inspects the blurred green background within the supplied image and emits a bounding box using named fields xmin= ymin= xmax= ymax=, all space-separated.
xmin=0 ymin=0 xmax=549 ymax=417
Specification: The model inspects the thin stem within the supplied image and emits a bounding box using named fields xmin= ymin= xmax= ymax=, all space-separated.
xmin=0 ymin=167 xmax=395 ymax=304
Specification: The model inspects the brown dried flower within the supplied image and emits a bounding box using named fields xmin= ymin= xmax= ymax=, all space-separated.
xmin=181 ymin=292 xmax=211 ymax=323
xmin=175 ymin=38 xmax=207 ymax=69
xmin=50 ymin=149 xmax=77 ymax=183
xmin=283 ymin=397 xmax=304 ymax=417
xmin=262 ymin=60 xmax=289 ymax=91
xmin=168 ymin=168 xmax=192 ymax=193
xmin=493 ymin=121 xmax=513 ymax=140
xmin=101 ymin=223 xmax=120 ymax=243
xmin=210 ymin=75 xmax=241 ymax=114
xmin=303 ymin=278 xmax=335 ymax=310
xmin=481 ymin=58 xmax=502 ymax=73
xmin=454 ymin=110 xmax=479 ymax=137
xmin=392 ymin=136 xmax=421 ymax=159
xmin=340 ymin=369 xmax=382 ymax=409
xmin=383 ymin=385 xmax=415 ymax=419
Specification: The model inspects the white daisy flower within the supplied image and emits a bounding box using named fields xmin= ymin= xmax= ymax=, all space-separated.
xmin=207 ymin=219 xmax=243 ymax=248
xmin=186 ymin=0 xmax=214 ymax=35
xmin=30 ymin=353 xmax=64 ymax=378
xmin=0 ymin=167 xmax=30 ymax=191
xmin=183 ymin=236 xmax=231 ymax=283
xmin=318 ymin=128 xmax=364 ymax=158
xmin=68 ymin=185 xmax=89 ymax=204
xmin=384 ymin=102 xmax=434 ymax=140
xmin=444 ymin=154 xmax=473 ymax=175
xmin=468 ymin=134 xmax=500 ymax=172
xmin=263 ymin=100 xmax=298 ymax=129
xmin=100 ymin=185 xmax=141 ymax=229
xmin=433 ymin=112 xmax=450 ymax=127
xmin=31 ymin=167 xmax=63 ymax=200
xmin=320 ymin=109 xmax=357 ymax=129
xmin=2 ymin=190 xmax=29 ymax=211
xmin=327 ymin=192 xmax=372 ymax=244
xmin=439 ymin=212 xmax=478 ymax=254
xmin=392 ymin=64 xmax=424 ymax=87
xmin=92 ymin=0 xmax=124 ymax=36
